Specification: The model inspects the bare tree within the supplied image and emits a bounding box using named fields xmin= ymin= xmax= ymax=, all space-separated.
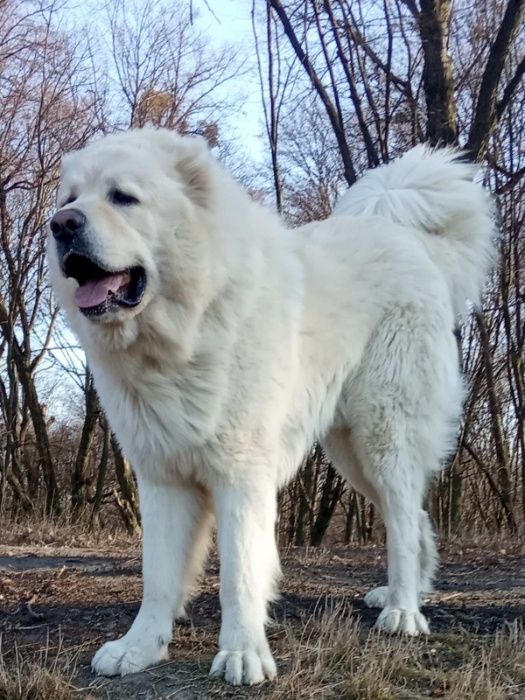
xmin=108 ymin=0 xmax=239 ymax=139
xmin=0 ymin=0 xmax=103 ymax=514
xmin=1 ymin=0 xmax=523 ymax=538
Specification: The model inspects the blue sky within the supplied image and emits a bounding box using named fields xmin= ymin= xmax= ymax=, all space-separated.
xmin=192 ymin=0 xmax=266 ymax=158
xmin=56 ymin=0 xmax=266 ymax=158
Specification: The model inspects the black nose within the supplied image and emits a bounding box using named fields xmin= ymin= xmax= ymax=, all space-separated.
xmin=49 ymin=208 xmax=86 ymax=241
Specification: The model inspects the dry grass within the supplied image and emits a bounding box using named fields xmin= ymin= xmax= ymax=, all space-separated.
xmin=0 ymin=610 xmax=523 ymax=698
xmin=445 ymin=620 xmax=525 ymax=700
xmin=0 ymin=527 xmax=522 ymax=698
xmin=272 ymin=602 xmax=525 ymax=699
xmin=0 ymin=506 xmax=137 ymax=550
xmin=0 ymin=636 xmax=80 ymax=700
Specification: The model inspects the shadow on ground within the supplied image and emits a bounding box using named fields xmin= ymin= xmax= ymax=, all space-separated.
xmin=0 ymin=543 xmax=523 ymax=698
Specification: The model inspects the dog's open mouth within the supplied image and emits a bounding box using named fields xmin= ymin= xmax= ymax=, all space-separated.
xmin=64 ymin=253 xmax=146 ymax=317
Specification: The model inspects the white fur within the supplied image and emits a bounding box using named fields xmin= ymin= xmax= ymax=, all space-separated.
xmin=47 ymin=131 xmax=495 ymax=685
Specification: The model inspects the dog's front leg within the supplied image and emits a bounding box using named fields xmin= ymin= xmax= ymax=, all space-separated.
xmin=92 ymin=477 xmax=211 ymax=676
xmin=210 ymin=478 xmax=280 ymax=685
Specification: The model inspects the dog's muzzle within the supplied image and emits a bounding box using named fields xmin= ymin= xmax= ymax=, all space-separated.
xmin=49 ymin=208 xmax=147 ymax=318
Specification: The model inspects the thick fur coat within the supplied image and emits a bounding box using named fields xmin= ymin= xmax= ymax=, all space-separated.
xmin=47 ymin=129 xmax=495 ymax=685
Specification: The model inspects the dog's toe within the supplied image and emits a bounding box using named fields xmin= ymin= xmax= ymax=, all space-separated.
xmin=375 ymin=607 xmax=430 ymax=636
xmin=210 ymin=647 xmax=276 ymax=686
xmin=92 ymin=637 xmax=168 ymax=677
xmin=364 ymin=586 xmax=389 ymax=608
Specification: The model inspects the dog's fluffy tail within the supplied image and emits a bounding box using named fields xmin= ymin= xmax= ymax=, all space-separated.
xmin=334 ymin=145 xmax=496 ymax=317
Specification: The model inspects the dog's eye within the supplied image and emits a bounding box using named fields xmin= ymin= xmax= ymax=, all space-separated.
xmin=109 ymin=189 xmax=139 ymax=206
xmin=59 ymin=194 xmax=77 ymax=208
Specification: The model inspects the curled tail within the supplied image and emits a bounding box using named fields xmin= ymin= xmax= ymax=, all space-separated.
xmin=334 ymin=145 xmax=497 ymax=317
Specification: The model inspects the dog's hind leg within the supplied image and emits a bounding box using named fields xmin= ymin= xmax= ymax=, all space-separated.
xmin=328 ymin=429 xmax=430 ymax=632
xmin=363 ymin=509 xmax=437 ymax=609
xmin=338 ymin=429 xmax=430 ymax=633
xmin=92 ymin=478 xmax=212 ymax=676
xmin=372 ymin=460 xmax=430 ymax=635
xmin=176 ymin=498 xmax=215 ymax=619
xmin=330 ymin=306 xmax=462 ymax=634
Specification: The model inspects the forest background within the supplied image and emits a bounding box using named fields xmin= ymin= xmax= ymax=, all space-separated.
xmin=1 ymin=0 xmax=524 ymax=546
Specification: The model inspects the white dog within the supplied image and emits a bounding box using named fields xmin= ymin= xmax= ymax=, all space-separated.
xmin=47 ymin=129 xmax=494 ymax=686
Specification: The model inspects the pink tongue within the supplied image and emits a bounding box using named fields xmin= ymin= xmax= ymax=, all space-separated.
xmin=74 ymin=272 xmax=130 ymax=309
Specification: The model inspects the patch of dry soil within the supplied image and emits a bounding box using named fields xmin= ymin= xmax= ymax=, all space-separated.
xmin=0 ymin=542 xmax=523 ymax=698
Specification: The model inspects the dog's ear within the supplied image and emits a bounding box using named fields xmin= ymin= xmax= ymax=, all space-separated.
xmin=142 ymin=128 xmax=212 ymax=208
xmin=174 ymin=136 xmax=211 ymax=209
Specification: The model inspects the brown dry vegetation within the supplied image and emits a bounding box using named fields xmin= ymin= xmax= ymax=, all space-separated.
xmin=0 ymin=537 xmax=523 ymax=699
xmin=0 ymin=641 xmax=78 ymax=700
xmin=3 ymin=619 xmax=524 ymax=700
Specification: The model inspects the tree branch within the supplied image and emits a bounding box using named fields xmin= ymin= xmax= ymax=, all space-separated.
xmin=267 ymin=0 xmax=357 ymax=185
xmin=467 ymin=0 xmax=525 ymax=159
xmin=496 ymin=52 xmax=525 ymax=120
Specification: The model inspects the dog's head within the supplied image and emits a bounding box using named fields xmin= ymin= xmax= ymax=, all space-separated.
xmin=48 ymin=128 xmax=221 ymax=348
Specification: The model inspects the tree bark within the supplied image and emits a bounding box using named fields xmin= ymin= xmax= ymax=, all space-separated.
xmin=310 ymin=463 xmax=343 ymax=545
xmin=467 ymin=0 xmax=525 ymax=159
xmin=111 ymin=434 xmax=140 ymax=534
xmin=475 ymin=310 xmax=517 ymax=532
xmin=90 ymin=419 xmax=110 ymax=529
xmin=71 ymin=371 xmax=100 ymax=518
xmin=417 ymin=0 xmax=458 ymax=145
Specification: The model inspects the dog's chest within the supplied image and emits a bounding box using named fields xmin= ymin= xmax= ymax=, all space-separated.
xmin=94 ymin=356 xmax=226 ymax=475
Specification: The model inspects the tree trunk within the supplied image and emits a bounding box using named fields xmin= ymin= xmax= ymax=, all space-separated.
xmin=310 ymin=463 xmax=343 ymax=545
xmin=475 ymin=311 xmax=516 ymax=532
xmin=295 ymin=456 xmax=314 ymax=546
xmin=71 ymin=371 xmax=99 ymax=518
xmin=417 ymin=0 xmax=458 ymax=145
xmin=111 ymin=434 xmax=141 ymax=534
xmin=90 ymin=419 xmax=110 ymax=529
xmin=0 ymin=300 xmax=60 ymax=515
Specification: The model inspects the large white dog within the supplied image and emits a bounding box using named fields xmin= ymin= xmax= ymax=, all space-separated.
xmin=47 ymin=129 xmax=494 ymax=686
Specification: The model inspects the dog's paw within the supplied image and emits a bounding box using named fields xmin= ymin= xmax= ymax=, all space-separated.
xmin=209 ymin=648 xmax=277 ymax=686
xmin=364 ymin=585 xmax=389 ymax=608
xmin=375 ymin=607 xmax=430 ymax=636
xmin=92 ymin=636 xmax=169 ymax=676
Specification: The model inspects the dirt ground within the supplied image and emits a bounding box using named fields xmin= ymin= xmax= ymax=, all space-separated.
xmin=0 ymin=538 xmax=523 ymax=699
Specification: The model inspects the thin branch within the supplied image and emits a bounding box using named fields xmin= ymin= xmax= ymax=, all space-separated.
xmin=467 ymin=0 xmax=525 ymax=159
xmin=268 ymin=0 xmax=357 ymax=185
